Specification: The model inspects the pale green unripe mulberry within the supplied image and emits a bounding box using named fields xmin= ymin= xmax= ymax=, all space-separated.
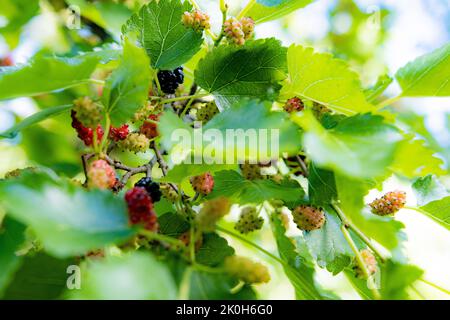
xmin=118 ymin=133 xmax=150 ymax=153
xmin=224 ymin=256 xmax=270 ymax=284
xmin=235 ymin=206 xmax=264 ymax=234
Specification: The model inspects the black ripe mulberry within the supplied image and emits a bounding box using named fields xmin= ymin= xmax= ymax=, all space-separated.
xmin=135 ymin=177 xmax=162 ymax=202
xmin=157 ymin=67 xmax=184 ymax=94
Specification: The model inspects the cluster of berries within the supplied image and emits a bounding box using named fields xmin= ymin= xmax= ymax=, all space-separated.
xmin=353 ymin=249 xmax=378 ymax=279
xmin=190 ymin=172 xmax=215 ymax=195
xmin=157 ymin=67 xmax=184 ymax=94
xmin=87 ymin=159 xmax=116 ymax=189
xmin=223 ymin=17 xmax=254 ymax=45
xmin=182 ymin=10 xmax=210 ymax=32
xmin=125 ymin=186 xmax=158 ymax=231
xmin=224 ymin=256 xmax=270 ymax=284
xmin=71 ymin=97 xmax=129 ymax=146
xmin=196 ymin=197 xmax=230 ymax=232
xmin=292 ymin=205 xmax=326 ymax=231
xmin=234 ymin=206 xmax=264 ymax=234
xmin=284 ymin=97 xmax=304 ymax=113
xmin=369 ymin=191 xmax=406 ymax=216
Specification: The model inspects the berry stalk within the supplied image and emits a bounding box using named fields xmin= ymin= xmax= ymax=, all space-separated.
xmin=332 ymin=202 xmax=387 ymax=263
xmin=340 ymin=224 xmax=381 ymax=300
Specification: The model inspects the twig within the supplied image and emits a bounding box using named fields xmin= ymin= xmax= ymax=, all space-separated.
xmin=81 ymin=153 xmax=95 ymax=186
xmin=296 ymin=155 xmax=309 ymax=177
xmin=340 ymin=224 xmax=381 ymax=300
xmin=152 ymin=144 xmax=168 ymax=175
xmin=331 ymin=202 xmax=387 ymax=263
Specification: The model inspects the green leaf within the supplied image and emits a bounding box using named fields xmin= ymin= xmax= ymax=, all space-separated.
xmin=0 ymin=217 xmax=26 ymax=295
xmin=0 ymin=104 xmax=72 ymax=139
xmin=67 ymin=0 xmax=132 ymax=37
xmin=335 ymin=175 xmax=405 ymax=251
xmin=293 ymin=111 xmax=403 ymax=179
xmin=396 ymin=43 xmax=450 ymax=97
xmin=102 ymin=39 xmax=151 ymax=126
xmin=160 ymin=101 xmax=302 ymax=164
xmin=412 ymin=175 xmax=448 ymax=206
xmin=308 ymin=163 xmax=337 ymax=206
xmin=364 ymin=74 xmax=393 ymax=103
xmin=390 ymin=135 xmax=446 ymax=178
xmin=189 ymin=271 xmax=256 ymax=299
xmin=202 ymin=100 xmax=302 ymax=160
xmin=303 ymin=210 xmax=353 ymax=275
xmin=270 ymin=214 xmax=324 ymax=300
xmin=0 ymin=0 xmax=39 ymax=48
xmin=122 ymin=0 xmax=203 ymax=69
xmin=196 ymin=233 xmax=235 ymax=267
xmin=0 ymin=170 xmax=135 ymax=257
xmin=161 ymin=164 xmax=235 ymax=184
xmin=0 ymin=53 xmax=103 ymax=100
xmin=247 ymin=0 xmax=315 ymax=24
xmin=419 ymin=196 xmax=450 ymax=231
xmin=2 ymin=253 xmax=75 ymax=300
xmin=209 ymin=170 xmax=304 ymax=205
xmin=195 ymin=39 xmax=287 ymax=107
xmin=281 ymin=45 xmax=374 ymax=115
xmin=68 ymin=252 xmax=177 ymax=299
xmin=380 ymin=261 xmax=423 ymax=300
xmin=159 ymin=212 xmax=190 ymax=237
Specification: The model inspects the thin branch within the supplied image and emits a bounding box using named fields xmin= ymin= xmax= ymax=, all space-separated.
xmin=216 ymin=226 xmax=284 ymax=266
xmin=81 ymin=153 xmax=95 ymax=186
xmin=419 ymin=278 xmax=450 ymax=296
xmin=332 ymin=202 xmax=387 ymax=263
xmin=296 ymin=155 xmax=309 ymax=177
xmin=340 ymin=224 xmax=381 ymax=300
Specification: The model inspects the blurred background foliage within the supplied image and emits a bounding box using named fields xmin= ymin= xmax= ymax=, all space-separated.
xmin=0 ymin=0 xmax=449 ymax=299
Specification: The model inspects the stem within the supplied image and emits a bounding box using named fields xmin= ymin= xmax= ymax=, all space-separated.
xmin=216 ymin=226 xmax=285 ymax=266
xmin=154 ymin=70 xmax=162 ymax=95
xmin=179 ymin=92 xmax=197 ymax=118
xmin=237 ymin=0 xmax=256 ymax=19
xmin=340 ymin=224 xmax=381 ymax=300
xmin=332 ymin=202 xmax=387 ymax=263
xmin=139 ymin=229 xmax=187 ymax=250
xmin=189 ymin=223 xmax=196 ymax=263
xmin=375 ymin=95 xmax=401 ymax=109
xmin=419 ymin=278 xmax=450 ymax=296
xmin=214 ymin=0 xmax=228 ymax=46
xmin=81 ymin=153 xmax=95 ymax=186
xmin=100 ymin=114 xmax=111 ymax=154
xmin=192 ymin=263 xmax=224 ymax=274
xmin=159 ymin=94 xmax=208 ymax=104
xmin=89 ymin=79 xmax=105 ymax=85
xmin=296 ymin=155 xmax=309 ymax=177
xmin=411 ymin=285 xmax=426 ymax=300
